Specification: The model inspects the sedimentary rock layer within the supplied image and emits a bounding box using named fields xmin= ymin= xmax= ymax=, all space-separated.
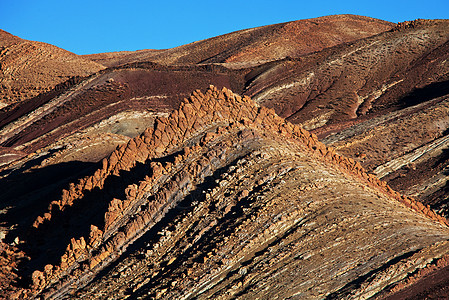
xmin=15 ymin=87 xmax=449 ymax=299
xmin=1 ymin=15 xmax=449 ymax=299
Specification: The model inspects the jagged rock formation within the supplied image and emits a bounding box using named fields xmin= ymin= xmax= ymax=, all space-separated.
xmin=237 ymin=18 xmax=449 ymax=226
xmin=4 ymin=86 xmax=447 ymax=299
xmin=0 ymin=63 xmax=240 ymax=156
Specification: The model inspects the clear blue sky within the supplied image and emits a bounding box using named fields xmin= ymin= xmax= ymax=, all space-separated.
xmin=1 ymin=0 xmax=448 ymax=55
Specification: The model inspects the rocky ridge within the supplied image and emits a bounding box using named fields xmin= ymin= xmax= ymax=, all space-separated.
xmin=1 ymin=15 xmax=449 ymax=299
xmin=13 ymin=86 xmax=449 ymax=299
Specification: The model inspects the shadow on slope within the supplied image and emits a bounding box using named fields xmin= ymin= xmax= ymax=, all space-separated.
xmin=11 ymin=150 xmax=184 ymax=286
xmin=398 ymin=80 xmax=449 ymax=108
xmin=0 ymin=160 xmax=97 ymax=286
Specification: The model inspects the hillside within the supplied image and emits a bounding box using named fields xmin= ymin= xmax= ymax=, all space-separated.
xmin=3 ymin=86 xmax=449 ymax=299
xmin=0 ymin=30 xmax=105 ymax=107
xmin=1 ymin=15 xmax=449 ymax=299
xmin=83 ymin=14 xmax=394 ymax=67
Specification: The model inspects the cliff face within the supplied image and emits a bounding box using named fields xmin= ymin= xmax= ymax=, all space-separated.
xmin=1 ymin=15 xmax=449 ymax=299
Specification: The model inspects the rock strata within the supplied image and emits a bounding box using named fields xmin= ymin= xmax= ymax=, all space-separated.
xmin=0 ymin=30 xmax=104 ymax=107
xmin=24 ymin=87 xmax=449 ymax=299
xmin=1 ymin=16 xmax=449 ymax=297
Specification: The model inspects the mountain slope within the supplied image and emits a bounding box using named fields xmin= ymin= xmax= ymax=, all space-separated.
xmin=1 ymin=15 xmax=449 ymax=299
xmin=2 ymin=87 xmax=448 ymax=299
xmin=242 ymin=19 xmax=449 ymax=131
xmin=0 ymin=30 xmax=105 ymax=107
xmin=236 ymin=19 xmax=449 ymax=223
xmin=83 ymin=15 xmax=394 ymax=67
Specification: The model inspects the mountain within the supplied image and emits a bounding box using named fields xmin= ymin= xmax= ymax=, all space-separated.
xmin=0 ymin=30 xmax=105 ymax=108
xmin=239 ymin=19 xmax=449 ymax=221
xmin=7 ymin=86 xmax=449 ymax=299
xmin=83 ymin=14 xmax=394 ymax=67
xmin=1 ymin=15 xmax=449 ymax=299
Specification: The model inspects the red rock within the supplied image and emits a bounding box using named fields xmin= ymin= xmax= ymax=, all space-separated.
xmin=31 ymin=270 xmax=46 ymax=290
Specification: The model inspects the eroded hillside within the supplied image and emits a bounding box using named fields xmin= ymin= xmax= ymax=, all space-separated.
xmin=83 ymin=14 xmax=394 ymax=67
xmin=0 ymin=30 xmax=105 ymax=107
xmin=2 ymin=86 xmax=449 ymax=299
xmin=1 ymin=15 xmax=449 ymax=299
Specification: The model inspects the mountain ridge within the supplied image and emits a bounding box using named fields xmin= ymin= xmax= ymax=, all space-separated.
xmin=1 ymin=15 xmax=449 ymax=299
xmin=0 ymin=29 xmax=105 ymax=107
xmin=82 ymin=14 xmax=394 ymax=67
xmin=19 ymin=86 xmax=449 ymax=299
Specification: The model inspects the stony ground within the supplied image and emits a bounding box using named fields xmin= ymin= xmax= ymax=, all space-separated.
xmin=1 ymin=15 xmax=449 ymax=299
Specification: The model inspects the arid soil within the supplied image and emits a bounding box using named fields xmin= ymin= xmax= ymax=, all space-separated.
xmin=83 ymin=14 xmax=394 ymax=67
xmin=1 ymin=14 xmax=449 ymax=299
xmin=0 ymin=30 xmax=105 ymax=107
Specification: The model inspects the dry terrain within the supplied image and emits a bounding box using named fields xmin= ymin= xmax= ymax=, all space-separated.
xmin=1 ymin=14 xmax=449 ymax=299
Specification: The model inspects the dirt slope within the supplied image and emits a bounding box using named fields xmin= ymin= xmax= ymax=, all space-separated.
xmin=1 ymin=16 xmax=449 ymax=298
xmin=0 ymin=30 xmax=105 ymax=107
xmin=83 ymin=14 xmax=394 ymax=67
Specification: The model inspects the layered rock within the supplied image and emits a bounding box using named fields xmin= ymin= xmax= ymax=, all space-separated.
xmin=33 ymin=87 xmax=448 ymax=230
xmin=0 ymin=15 xmax=448 ymax=299
xmin=244 ymin=19 xmax=449 ymax=131
xmin=25 ymin=87 xmax=449 ymax=299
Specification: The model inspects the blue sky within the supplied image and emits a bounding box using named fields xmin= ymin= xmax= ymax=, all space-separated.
xmin=1 ymin=0 xmax=448 ymax=55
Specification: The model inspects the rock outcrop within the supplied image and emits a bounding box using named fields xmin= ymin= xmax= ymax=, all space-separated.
xmin=0 ymin=242 xmax=27 ymax=299
xmin=1 ymin=15 xmax=449 ymax=299
xmin=24 ymin=87 xmax=449 ymax=299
